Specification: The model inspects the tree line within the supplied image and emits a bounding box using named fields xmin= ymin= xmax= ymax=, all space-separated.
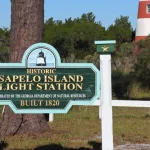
xmin=0 ymin=12 xmax=134 ymax=61
xmin=0 ymin=12 xmax=149 ymax=98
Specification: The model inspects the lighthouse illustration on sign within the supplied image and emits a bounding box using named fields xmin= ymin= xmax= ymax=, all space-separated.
xmin=135 ymin=0 xmax=150 ymax=41
xmin=27 ymin=48 xmax=55 ymax=68
xmin=36 ymin=51 xmax=46 ymax=66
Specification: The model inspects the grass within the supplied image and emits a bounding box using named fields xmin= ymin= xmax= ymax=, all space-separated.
xmin=113 ymin=107 xmax=150 ymax=145
xmin=0 ymin=85 xmax=150 ymax=149
xmin=128 ymin=82 xmax=150 ymax=100
xmin=1 ymin=106 xmax=150 ymax=150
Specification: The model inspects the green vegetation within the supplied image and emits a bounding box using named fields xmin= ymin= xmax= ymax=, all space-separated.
xmin=44 ymin=12 xmax=106 ymax=59
xmin=0 ymin=28 xmax=9 ymax=62
xmin=135 ymin=37 xmax=150 ymax=88
xmin=0 ymin=13 xmax=149 ymax=99
xmin=0 ymin=106 xmax=149 ymax=149
xmin=107 ymin=16 xmax=133 ymax=47
xmin=0 ymin=12 xmax=150 ymax=149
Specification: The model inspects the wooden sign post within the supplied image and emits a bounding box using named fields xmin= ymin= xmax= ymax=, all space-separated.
xmin=95 ymin=40 xmax=116 ymax=150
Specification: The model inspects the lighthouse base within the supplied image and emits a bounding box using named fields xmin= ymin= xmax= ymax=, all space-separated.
xmin=135 ymin=36 xmax=147 ymax=42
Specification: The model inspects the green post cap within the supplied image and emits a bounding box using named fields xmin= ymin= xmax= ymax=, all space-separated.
xmin=94 ymin=40 xmax=116 ymax=54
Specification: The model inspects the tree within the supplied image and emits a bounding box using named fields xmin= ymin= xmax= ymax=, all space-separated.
xmin=44 ymin=12 xmax=106 ymax=59
xmin=0 ymin=0 xmax=50 ymax=137
xmin=0 ymin=28 xmax=9 ymax=62
xmin=107 ymin=16 xmax=133 ymax=47
xmin=134 ymin=36 xmax=150 ymax=87
xmin=112 ymin=42 xmax=136 ymax=74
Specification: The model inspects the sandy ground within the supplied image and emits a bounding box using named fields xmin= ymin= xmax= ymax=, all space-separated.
xmin=115 ymin=144 xmax=150 ymax=150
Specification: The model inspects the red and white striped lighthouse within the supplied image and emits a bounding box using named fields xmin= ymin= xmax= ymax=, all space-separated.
xmin=135 ymin=0 xmax=150 ymax=41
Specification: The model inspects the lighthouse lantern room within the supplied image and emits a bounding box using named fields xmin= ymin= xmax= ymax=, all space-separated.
xmin=135 ymin=0 xmax=150 ymax=41
xmin=36 ymin=51 xmax=46 ymax=66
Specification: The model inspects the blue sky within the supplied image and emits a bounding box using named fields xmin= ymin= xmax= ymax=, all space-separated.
xmin=0 ymin=0 xmax=139 ymax=29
